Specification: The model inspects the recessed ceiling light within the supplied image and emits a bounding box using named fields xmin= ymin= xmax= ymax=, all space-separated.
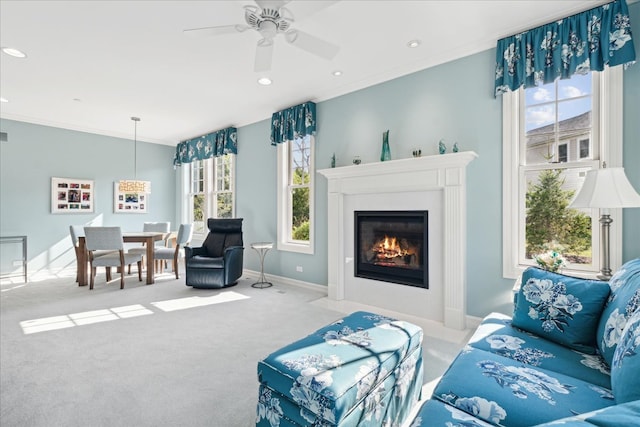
xmin=332 ymin=70 xmax=343 ymax=77
xmin=1 ymin=47 xmax=27 ymax=58
xmin=407 ymin=40 xmax=421 ymax=48
xmin=0 ymin=97 xmax=8 ymax=103
xmin=257 ymin=77 xmax=272 ymax=86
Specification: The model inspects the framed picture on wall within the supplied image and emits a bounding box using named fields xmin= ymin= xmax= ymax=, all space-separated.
xmin=113 ymin=181 xmax=150 ymax=213
xmin=51 ymin=177 xmax=95 ymax=213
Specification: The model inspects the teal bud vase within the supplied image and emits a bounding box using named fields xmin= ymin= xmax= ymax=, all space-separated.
xmin=438 ymin=139 xmax=446 ymax=154
xmin=380 ymin=130 xmax=391 ymax=161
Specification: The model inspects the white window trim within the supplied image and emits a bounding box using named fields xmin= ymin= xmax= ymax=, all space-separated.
xmin=276 ymin=138 xmax=315 ymax=254
xmin=502 ymin=67 xmax=624 ymax=280
xmin=213 ymin=155 xmax=236 ymax=219
xmin=181 ymin=155 xmax=236 ymax=241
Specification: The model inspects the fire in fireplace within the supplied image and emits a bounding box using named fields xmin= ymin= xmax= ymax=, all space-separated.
xmin=354 ymin=210 xmax=428 ymax=288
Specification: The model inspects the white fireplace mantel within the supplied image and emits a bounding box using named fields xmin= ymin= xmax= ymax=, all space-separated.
xmin=318 ymin=151 xmax=478 ymax=330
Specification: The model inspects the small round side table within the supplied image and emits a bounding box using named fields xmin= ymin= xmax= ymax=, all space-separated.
xmin=251 ymin=242 xmax=273 ymax=288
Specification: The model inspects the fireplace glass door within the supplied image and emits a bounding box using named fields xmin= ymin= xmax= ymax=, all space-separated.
xmin=354 ymin=210 xmax=428 ymax=288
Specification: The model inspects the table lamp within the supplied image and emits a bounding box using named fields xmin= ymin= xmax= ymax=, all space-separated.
xmin=569 ymin=165 xmax=640 ymax=280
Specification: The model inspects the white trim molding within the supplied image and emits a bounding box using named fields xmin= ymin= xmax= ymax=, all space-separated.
xmin=319 ymin=151 xmax=478 ymax=330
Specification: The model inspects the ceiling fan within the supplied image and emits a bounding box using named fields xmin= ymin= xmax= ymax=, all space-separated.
xmin=184 ymin=0 xmax=339 ymax=72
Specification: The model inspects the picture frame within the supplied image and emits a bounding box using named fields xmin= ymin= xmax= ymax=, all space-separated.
xmin=51 ymin=177 xmax=95 ymax=214
xmin=113 ymin=181 xmax=149 ymax=213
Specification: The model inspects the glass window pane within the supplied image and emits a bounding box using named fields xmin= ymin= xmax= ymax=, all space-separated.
xmin=524 ymin=82 xmax=555 ymax=106
xmin=216 ymin=193 xmax=233 ymax=218
xmin=525 ymin=132 xmax=556 ymax=164
xmin=525 ymin=104 xmax=556 ymax=133
xmin=558 ymin=73 xmax=591 ymax=100
xmin=193 ymin=194 xmax=205 ymax=234
xmin=291 ymin=187 xmax=309 ymax=242
xmin=557 ymin=98 xmax=591 ymax=132
xmin=524 ymin=167 xmax=593 ymax=265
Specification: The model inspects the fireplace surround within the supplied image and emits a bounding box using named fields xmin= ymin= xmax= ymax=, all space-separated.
xmin=319 ymin=152 xmax=477 ymax=330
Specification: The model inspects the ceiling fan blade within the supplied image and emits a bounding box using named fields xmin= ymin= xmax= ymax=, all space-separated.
xmin=255 ymin=0 xmax=291 ymax=10
xmin=254 ymin=40 xmax=274 ymax=72
xmin=183 ymin=24 xmax=247 ymax=37
xmin=287 ymin=0 xmax=339 ymax=21
xmin=285 ymin=29 xmax=339 ymax=60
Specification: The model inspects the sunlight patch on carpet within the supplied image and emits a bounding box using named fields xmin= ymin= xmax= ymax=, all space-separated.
xmin=150 ymin=291 xmax=250 ymax=312
xmin=20 ymin=304 xmax=153 ymax=334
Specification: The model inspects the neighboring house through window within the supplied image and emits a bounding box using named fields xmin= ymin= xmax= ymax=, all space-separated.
xmin=503 ymin=68 xmax=624 ymax=279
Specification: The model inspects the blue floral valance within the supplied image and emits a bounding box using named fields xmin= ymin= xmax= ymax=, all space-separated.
xmin=495 ymin=0 xmax=636 ymax=96
xmin=270 ymin=101 xmax=316 ymax=145
xmin=173 ymin=127 xmax=237 ymax=167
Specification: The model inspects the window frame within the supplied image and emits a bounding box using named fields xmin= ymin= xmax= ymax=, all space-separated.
xmin=502 ymin=67 xmax=624 ymax=280
xmin=276 ymin=135 xmax=315 ymax=254
xmin=181 ymin=154 xmax=236 ymax=241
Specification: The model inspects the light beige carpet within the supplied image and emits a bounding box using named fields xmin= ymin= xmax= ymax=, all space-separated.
xmin=1 ymin=269 xmax=469 ymax=427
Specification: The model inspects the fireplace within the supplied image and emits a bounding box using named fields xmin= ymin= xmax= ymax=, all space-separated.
xmin=355 ymin=210 xmax=428 ymax=289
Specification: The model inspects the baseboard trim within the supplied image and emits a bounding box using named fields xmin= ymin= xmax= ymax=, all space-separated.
xmin=242 ymin=269 xmax=328 ymax=294
xmin=465 ymin=315 xmax=482 ymax=330
xmin=243 ymin=269 xmax=483 ymax=332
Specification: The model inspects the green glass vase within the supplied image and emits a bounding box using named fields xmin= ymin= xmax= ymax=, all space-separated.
xmin=380 ymin=130 xmax=391 ymax=161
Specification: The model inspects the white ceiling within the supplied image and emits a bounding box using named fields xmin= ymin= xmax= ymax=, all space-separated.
xmin=0 ymin=0 xmax=609 ymax=146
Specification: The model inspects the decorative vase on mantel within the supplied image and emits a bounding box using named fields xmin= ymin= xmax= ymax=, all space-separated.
xmin=380 ymin=130 xmax=391 ymax=161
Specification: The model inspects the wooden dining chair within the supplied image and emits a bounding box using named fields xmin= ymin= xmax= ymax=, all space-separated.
xmin=83 ymin=226 xmax=143 ymax=289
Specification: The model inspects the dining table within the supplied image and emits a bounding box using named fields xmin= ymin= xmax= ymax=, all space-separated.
xmin=77 ymin=231 xmax=166 ymax=286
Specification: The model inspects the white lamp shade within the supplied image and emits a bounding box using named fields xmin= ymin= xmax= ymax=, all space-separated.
xmin=570 ymin=167 xmax=640 ymax=209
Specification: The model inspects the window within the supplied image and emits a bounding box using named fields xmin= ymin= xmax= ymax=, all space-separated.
xmin=213 ymin=155 xmax=234 ymax=219
xmin=277 ymin=135 xmax=314 ymax=254
xmin=503 ymin=68 xmax=624 ymax=279
xmin=183 ymin=155 xmax=235 ymax=237
xmin=558 ymin=144 xmax=568 ymax=163
xmin=579 ymin=139 xmax=590 ymax=159
xmin=189 ymin=160 xmax=206 ymax=235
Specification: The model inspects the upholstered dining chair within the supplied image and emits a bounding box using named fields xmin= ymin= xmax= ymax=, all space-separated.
xmin=153 ymin=223 xmax=193 ymax=279
xmin=69 ymin=225 xmax=85 ymax=283
xmin=83 ymin=226 xmax=143 ymax=290
xmin=70 ymin=225 xmax=115 ymax=283
xmin=128 ymin=222 xmax=171 ymax=271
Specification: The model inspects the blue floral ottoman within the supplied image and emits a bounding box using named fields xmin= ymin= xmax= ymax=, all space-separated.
xmin=255 ymin=311 xmax=424 ymax=427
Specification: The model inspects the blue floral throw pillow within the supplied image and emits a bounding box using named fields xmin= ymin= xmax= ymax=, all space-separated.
xmin=611 ymin=310 xmax=640 ymax=404
xmin=512 ymin=267 xmax=610 ymax=354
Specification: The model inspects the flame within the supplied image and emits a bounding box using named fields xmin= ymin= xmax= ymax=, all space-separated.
xmin=374 ymin=235 xmax=409 ymax=259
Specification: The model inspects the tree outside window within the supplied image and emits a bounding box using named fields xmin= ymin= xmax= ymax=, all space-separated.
xmin=289 ymin=137 xmax=310 ymax=241
xmin=521 ymin=72 xmax=597 ymax=269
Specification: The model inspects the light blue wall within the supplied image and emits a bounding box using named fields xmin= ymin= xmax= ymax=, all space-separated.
xmin=0 ymin=120 xmax=177 ymax=275
xmin=2 ymin=2 xmax=638 ymax=318
xmin=237 ymin=1 xmax=640 ymax=318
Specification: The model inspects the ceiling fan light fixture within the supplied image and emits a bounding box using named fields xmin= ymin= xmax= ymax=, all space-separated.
xmin=257 ymin=77 xmax=272 ymax=86
xmin=407 ymin=39 xmax=421 ymax=48
xmin=2 ymin=47 xmax=27 ymax=58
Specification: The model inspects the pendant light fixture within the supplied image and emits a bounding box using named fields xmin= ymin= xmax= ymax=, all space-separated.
xmin=118 ymin=117 xmax=151 ymax=193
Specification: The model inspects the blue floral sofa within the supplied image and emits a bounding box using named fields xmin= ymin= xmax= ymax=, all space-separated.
xmin=410 ymin=258 xmax=640 ymax=427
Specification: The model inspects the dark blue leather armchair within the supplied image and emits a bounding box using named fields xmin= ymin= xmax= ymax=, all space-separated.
xmin=184 ymin=218 xmax=244 ymax=289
